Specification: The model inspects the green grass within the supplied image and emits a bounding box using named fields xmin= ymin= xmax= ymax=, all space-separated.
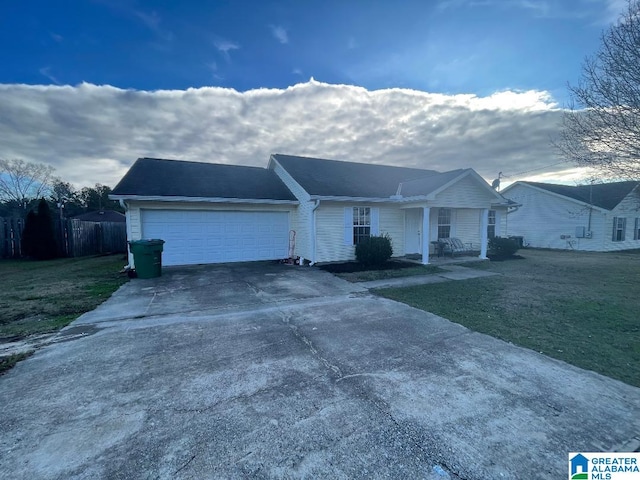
xmin=376 ymin=249 xmax=640 ymax=387
xmin=0 ymin=351 xmax=34 ymax=375
xmin=335 ymin=265 xmax=445 ymax=282
xmin=0 ymin=255 xmax=129 ymax=341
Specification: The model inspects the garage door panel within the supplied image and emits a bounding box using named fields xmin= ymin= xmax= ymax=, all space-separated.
xmin=141 ymin=210 xmax=290 ymax=266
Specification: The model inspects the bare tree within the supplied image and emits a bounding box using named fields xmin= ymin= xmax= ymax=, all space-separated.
xmin=557 ymin=0 xmax=640 ymax=179
xmin=0 ymin=158 xmax=56 ymax=208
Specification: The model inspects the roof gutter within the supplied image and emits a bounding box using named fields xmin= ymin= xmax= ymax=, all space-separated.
xmin=309 ymin=195 xmax=398 ymax=203
xmin=108 ymin=195 xmax=298 ymax=205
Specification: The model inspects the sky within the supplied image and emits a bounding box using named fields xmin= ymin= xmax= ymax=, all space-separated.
xmin=0 ymin=0 xmax=629 ymax=190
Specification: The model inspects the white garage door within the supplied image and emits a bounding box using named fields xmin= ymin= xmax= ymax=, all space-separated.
xmin=141 ymin=210 xmax=290 ymax=266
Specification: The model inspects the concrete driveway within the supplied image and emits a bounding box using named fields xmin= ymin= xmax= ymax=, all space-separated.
xmin=1 ymin=263 xmax=638 ymax=479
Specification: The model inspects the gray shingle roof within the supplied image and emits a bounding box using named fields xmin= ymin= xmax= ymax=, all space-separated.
xmin=523 ymin=181 xmax=639 ymax=210
xmin=111 ymin=158 xmax=297 ymax=201
xmin=399 ymin=169 xmax=469 ymax=197
xmin=272 ymin=154 xmax=451 ymax=198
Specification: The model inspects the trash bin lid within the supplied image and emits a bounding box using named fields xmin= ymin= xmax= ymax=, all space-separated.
xmin=129 ymin=239 xmax=165 ymax=246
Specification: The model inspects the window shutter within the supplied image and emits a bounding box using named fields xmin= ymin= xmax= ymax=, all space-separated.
xmin=622 ymin=218 xmax=626 ymax=240
xmin=612 ymin=217 xmax=616 ymax=241
xmin=344 ymin=207 xmax=353 ymax=245
xmin=636 ymin=218 xmax=639 ymax=240
xmin=371 ymin=207 xmax=380 ymax=235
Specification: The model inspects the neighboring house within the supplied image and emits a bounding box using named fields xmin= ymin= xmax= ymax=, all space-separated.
xmin=110 ymin=155 xmax=512 ymax=267
xmin=71 ymin=210 xmax=126 ymax=223
xmin=502 ymin=180 xmax=640 ymax=251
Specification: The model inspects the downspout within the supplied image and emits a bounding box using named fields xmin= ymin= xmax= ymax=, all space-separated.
xmin=309 ymin=200 xmax=320 ymax=266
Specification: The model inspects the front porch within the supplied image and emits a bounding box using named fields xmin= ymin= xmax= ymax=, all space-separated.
xmin=403 ymin=206 xmax=491 ymax=265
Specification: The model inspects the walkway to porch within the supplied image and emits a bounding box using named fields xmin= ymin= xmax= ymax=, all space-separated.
xmin=358 ymin=262 xmax=498 ymax=289
xmin=399 ymin=253 xmax=488 ymax=266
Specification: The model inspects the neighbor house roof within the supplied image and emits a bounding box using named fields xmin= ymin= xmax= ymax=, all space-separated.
xmin=72 ymin=210 xmax=126 ymax=223
xmin=271 ymin=154 xmax=460 ymax=198
xmin=111 ymin=157 xmax=297 ymax=201
xmin=520 ymin=181 xmax=639 ymax=210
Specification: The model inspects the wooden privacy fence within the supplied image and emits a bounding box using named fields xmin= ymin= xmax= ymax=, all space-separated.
xmin=0 ymin=217 xmax=25 ymax=258
xmin=0 ymin=217 xmax=127 ymax=259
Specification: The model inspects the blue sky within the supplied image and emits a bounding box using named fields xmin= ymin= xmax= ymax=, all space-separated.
xmin=0 ymin=0 xmax=628 ymax=188
xmin=1 ymin=0 xmax=618 ymax=100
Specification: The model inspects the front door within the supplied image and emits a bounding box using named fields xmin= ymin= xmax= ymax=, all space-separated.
xmin=405 ymin=209 xmax=421 ymax=254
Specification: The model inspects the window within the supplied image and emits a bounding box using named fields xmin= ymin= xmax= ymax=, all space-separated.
xmin=437 ymin=208 xmax=451 ymax=239
xmin=487 ymin=210 xmax=496 ymax=239
xmin=612 ymin=217 xmax=626 ymax=242
xmin=353 ymin=207 xmax=371 ymax=245
xmin=635 ymin=218 xmax=640 ymax=240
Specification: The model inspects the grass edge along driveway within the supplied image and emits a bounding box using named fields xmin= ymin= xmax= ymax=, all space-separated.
xmin=0 ymin=254 xmax=128 ymax=359
xmin=376 ymin=249 xmax=640 ymax=388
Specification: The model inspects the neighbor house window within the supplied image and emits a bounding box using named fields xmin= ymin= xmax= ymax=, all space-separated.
xmin=635 ymin=218 xmax=640 ymax=240
xmin=612 ymin=217 xmax=626 ymax=242
xmin=487 ymin=210 xmax=496 ymax=239
xmin=353 ymin=207 xmax=371 ymax=245
xmin=437 ymin=208 xmax=451 ymax=239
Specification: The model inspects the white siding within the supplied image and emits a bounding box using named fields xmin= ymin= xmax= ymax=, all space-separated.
xmin=432 ymin=175 xmax=497 ymax=208
xmin=504 ymin=184 xmax=608 ymax=251
xmin=602 ymin=187 xmax=640 ymax=251
xmin=380 ymin=206 xmax=406 ymax=257
xmin=126 ymin=205 xmax=141 ymax=265
xmin=497 ymin=208 xmax=507 ymax=237
xmin=315 ymin=203 xmax=405 ymax=263
xmin=455 ymin=208 xmax=482 ymax=247
xmin=271 ymin=160 xmax=311 ymax=260
xmin=294 ymin=201 xmax=313 ymax=261
xmin=128 ymin=206 xmax=141 ymax=240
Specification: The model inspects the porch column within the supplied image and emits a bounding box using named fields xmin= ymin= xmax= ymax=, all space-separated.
xmin=479 ymin=208 xmax=489 ymax=259
xmin=422 ymin=207 xmax=431 ymax=265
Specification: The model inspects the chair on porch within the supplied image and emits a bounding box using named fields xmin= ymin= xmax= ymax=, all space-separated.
xmin=438 ymin=238 xmax=473 ymax=257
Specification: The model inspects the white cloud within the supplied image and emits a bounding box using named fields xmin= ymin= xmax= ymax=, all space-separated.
xmin=437 ymin=0 xmax=604 ymax=20
xmin=0 ymin=80 xmax=580 ymax=189
xmin=269 ymin=25 xmax=289 ymax=44
xmin=38 ymin=67 xmax=59 ymax=84
xmin=605 ymin=0 xmax=629 ymax=23
xmin=214 ymin=39 xmax=240 ymax=61
xmin=134 ymin=9 xmax=161 ymax=30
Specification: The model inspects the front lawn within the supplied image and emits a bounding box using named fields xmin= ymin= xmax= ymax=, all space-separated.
xmin=0 ymin=255 xmax=128 ymax=341
xmin=376 ymin=249 xmax=640 ymax=387
xmin=319 ymin=260 xmax=444 ymax=282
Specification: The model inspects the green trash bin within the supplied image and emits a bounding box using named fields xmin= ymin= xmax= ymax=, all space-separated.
xmin=129 ymin=239 xmax=165 ymax=279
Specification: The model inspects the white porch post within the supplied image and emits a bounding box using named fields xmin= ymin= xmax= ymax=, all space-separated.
xmin=422 ymin=207 xmax=431 ymax=265
xmin=479 ymin=208 xmax=489 ymax=259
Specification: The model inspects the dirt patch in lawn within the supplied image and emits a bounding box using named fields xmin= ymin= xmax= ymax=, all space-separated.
xmin=377 ymin=248 xmax=640 ymax=387
xmin=320 ymin=261 xmax=445 ymax=282
xmin=319 ymin=260 xmax=417 ymax=273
